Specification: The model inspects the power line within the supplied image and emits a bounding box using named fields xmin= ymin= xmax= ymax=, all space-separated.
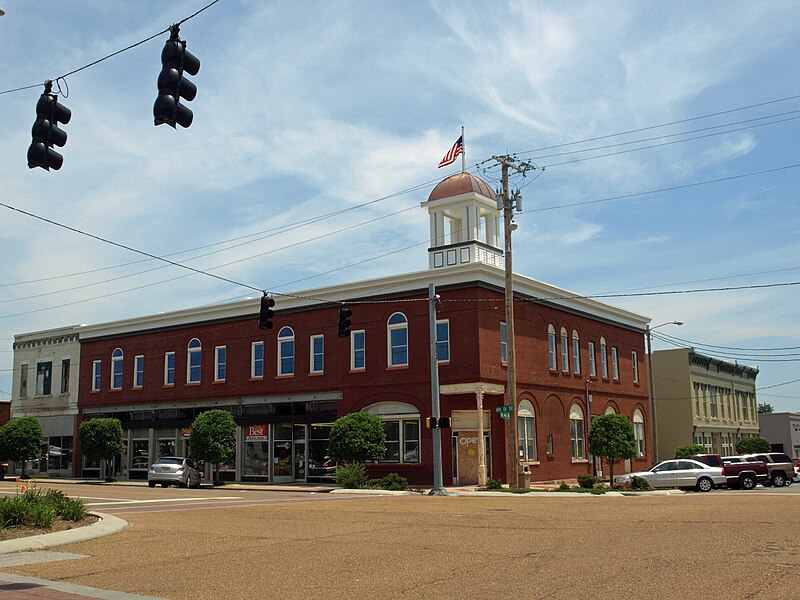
xmin=0 ymin=0 xmax=223 ymax=96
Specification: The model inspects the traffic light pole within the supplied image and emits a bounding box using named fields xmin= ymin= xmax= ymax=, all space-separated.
xmin=428 ymin=283 xmax=447 ymax=496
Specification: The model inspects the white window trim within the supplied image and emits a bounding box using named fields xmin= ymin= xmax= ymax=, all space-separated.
xmin=277 ymin=327 xmax=295 ymax=376
xmin=611 ymin=346 xmax=619 ymax=380
xmin=351 ymin=330 xmax=366 ymax=371
xmin=548 ymin=325 xmax=557 ymax=371
xmin=560 ymin=328 xmax=569 ymax=373
xmin=588 ymin=341 xmax=596 ymax=377
xmin=436 ymin=319 xmax=450 ymax=364
xmin=215 ymin=345 xmax=227 ymax=382
xmin=500 ymin=321 xmax=508 ymax=365
xmin=600 ymin=338 xmax=608 ymax=379
xmin=164 ymin=352 xmax=175 ymax=386
xmin=133 ymin=355 xmax=144 ymax=389
xmin=110 ymin=349 xmax=123 ymax=391
xmin=632 ymin=351 xmax=639 ymax=383
xmin=251 ymin=341 xmax=264 ymax=379
xmin=387 ymin=312 xmax=409 ymax=368
xmin=310 ymin=335 xmax=324 ymax=374
xmin=92 ymin=360 xmax=102 ymax=392
xmin=187 ymin=339 xmax=202 ymax=384
xmin=570 ymin=404 xmax=586 ymax=460
xmin=572 ymin=330 xmax=581 ymax=375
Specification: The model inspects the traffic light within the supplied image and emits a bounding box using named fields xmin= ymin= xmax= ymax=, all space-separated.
xmin=438 ymin=416 xmax=451 ymax=429
xmin=27 ymin=81 xmax=71 ymax=171
xmin=153 ymin=25 xmax=200 ymax=128
xmin=258 ymin=295 xmax=275 ymax=330
xmin=426 ymin=416 xmax=451 ymax=429
xmin=337 ymin=306 xmax=352 ymax=338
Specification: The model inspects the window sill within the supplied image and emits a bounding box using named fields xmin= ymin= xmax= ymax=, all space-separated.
xmin=249 ymin=377 xmax=264 ymax=382
xmin=521 ymin=461 xmax=540 ymax=467
xmin=186 ymin=382 xmax=201 ymax=386
xmin=213 ymin=380 xmax=226 ymax=384
xmin=386 ymin=365 xmax=409 ymax=371
xmin=349 ymin=368 xmax=366 ymax=373
xmin=309 ymin=372 xmax=324 ymax=377
xmin=571 ymin=458 xmax=589 ymax=464
xmin=276 ymin=374 xmax=294 ymax=379
xmin=162 ymin=384 xmax=175 ymax=388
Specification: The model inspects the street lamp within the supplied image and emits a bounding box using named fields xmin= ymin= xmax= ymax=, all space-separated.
xmin=646 ymin=320 xmax=683 ymax=462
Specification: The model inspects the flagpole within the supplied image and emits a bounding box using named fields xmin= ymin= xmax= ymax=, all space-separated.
xmin=461 ymin=125 xmax=465 ymax=173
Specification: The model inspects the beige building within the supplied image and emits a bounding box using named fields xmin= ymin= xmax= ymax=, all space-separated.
xmin=652 ymin=347 xmax=759 ymax=460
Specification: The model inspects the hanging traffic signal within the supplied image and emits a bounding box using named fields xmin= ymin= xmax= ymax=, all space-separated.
xmin=153 ymin=25 xmax=200 ymax=128
xmin=27 ymin=81 xmax=71 ymax=171
xmin=337 ymin=306 xmax=352 ymax=338
xmin=258 ymin=295 xmax=275 ymax=330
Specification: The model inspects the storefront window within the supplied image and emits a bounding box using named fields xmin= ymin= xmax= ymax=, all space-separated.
xmin=308 ymin=424 xmax=334 ymax=480
xmin=131 ymin=438 xmax=150 ymax=473
xmin=244 ymin=424 xmax=269 ymax=477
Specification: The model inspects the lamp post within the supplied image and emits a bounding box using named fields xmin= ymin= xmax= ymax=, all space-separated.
xmin=646 ymin=320 xmax=682 ymax=463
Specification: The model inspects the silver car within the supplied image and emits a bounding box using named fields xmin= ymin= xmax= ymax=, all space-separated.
xmin=616 ymin=459 xmax=725 ymax=492
xmin=147 ymin=456 xmax=202 ymax=488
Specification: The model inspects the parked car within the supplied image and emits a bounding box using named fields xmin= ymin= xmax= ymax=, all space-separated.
xmin=147 ymin=456 xmax=202 ymax=488
xmin=793 ymin=464 xmax=800 ymax=484
xmin=741 ymin=452 xmax=795 ymax=487
xmin=720 ymin=456 xmax=769 ymax=489
xmin=616 ymin=459 xmax=725 ymax=492
xmin=689 ymin=454 xmax=724 ymax=468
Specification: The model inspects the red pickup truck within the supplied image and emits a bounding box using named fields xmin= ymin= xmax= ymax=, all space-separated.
xmin=690 ymin=454 xmax=768 ymax=490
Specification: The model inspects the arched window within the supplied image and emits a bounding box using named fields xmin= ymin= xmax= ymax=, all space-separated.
xmin=111 ymin=348 xmax=123 ymax=390
xmin=278 ymin=327 xmax=295 ymax=376
xmin=187 ymin=338 xmax=202 ymax=383
xmin=387 ymin=312 xmax=408 ymax=367
xmin=517 ymin=400 xmax=537 ymax=462
xmin=605 ymin=406 xmax=616 ymax=415
xmin=633 ymin=409 xmax=645 ymax=457
xmin=600 ymin=337 xmax=608 ymax=379
xmin=569 ymin=404 xmax=585 ymax=459
xmin=560 ymin=327 xmax=569 ymax=373
xmin=362 ymin=402 xmax=420 ymax=464
xmin=547 ymin=325 xmax=557 ymax=371
xmin=572 ymin=330 xmax=581 ymax=375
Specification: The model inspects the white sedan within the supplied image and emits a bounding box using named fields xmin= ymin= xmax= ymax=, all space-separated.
xmin=616 ymin=459 xmax=726 ymax=492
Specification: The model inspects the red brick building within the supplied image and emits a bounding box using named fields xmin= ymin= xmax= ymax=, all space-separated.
xmin=74 ymin=173 xmax=651 ymax=485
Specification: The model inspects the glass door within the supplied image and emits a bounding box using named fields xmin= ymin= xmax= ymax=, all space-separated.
xmin=272 ymin=423 xmax=293 ymax=482
xmin=293 ymin=441 xmax=306 ymax=481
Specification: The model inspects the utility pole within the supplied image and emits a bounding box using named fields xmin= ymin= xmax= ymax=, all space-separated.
xmin=492 ymin=155 xmax=534 ymax=488
xmin=428 ymin=283 xmax=446 ymax=495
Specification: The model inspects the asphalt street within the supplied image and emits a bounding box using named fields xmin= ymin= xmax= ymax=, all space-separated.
xmin=1 ymin=481 xmax=799 ymax=599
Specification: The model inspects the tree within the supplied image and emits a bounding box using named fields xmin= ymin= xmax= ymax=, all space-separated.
xmin=674 ymin=444 xmax=705 ymax=458
xmin=0 ymin=417 xmax=42 ymax=478
xmin=758 ymin=403 xmax=774 ymax=414
xmin=588 ymin=413 xmax=637 ymax=484
xmin=79 ymin=418 xmax=125 ymax=481
xmin=189 ymin=410 xmax=236 ymax=485
xmin=328 ymin=412 xmax=386 ymax=464
xmin=736 ymin=436 xmax=771 ymax=454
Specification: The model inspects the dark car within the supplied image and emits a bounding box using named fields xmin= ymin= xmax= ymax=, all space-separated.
xmin=689 ymin=454 xmax=724 ymax=468
xmin=147 ymin=456 xmax=202 ymax=488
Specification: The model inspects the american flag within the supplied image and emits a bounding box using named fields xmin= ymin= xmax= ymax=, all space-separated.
xmin=438 ymin=135 xmax=464 ymax=168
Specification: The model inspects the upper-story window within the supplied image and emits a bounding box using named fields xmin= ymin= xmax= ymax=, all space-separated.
xmin=387 ymin=313 xmax=408 ymax=367
xmin=560 ymin=328 xmax=569 ymax=373
xmin=187 ymin=338 xmax=202 ymax=384
xmin=164 ymin=352 xmax=175 ymax=386
xmin=600 ymin=337 xmax=608 ymax=379
xmin=611 ymin=346 xmax=619 ymax=380
xmin=632 ymin=351 xmax=639 ymax=383
xmin=251 ymin=342 xmax=264 ymax=379
xmin=310 ymin=335 xmax=324 ymax=374
xmin=36 ymin=361 xmax=53 ymax=396
xmin=19 ymin=364 xmax=29 ymax=398
xmin=436 ymin=320 xmax=450 ymax=363
xmin=111 ymin=349 xmax=123 ymax=390
xmin=572 ymin=330 xmax=581 ymax=375
xmin=588 ymin=341 xmax=596 ymax=377
xmin=92 ymin=360 xmax=102 ymax=392
xmin=278 ymin=327 xmax=295 ymax=376
xmin=61 ymin=358 xmax=71 ymax=394
xmin=133 ymin=355 xmax=144 ymax=389
xmin=500 ymin=322 xmax=508 ymax=364
xmin=215 ymin=346 xmax=227 ymax=382
xmin=547 ymin=325 xmax=557 ymax=371
xmin=351 ymin=330 xmax=366 ymax=371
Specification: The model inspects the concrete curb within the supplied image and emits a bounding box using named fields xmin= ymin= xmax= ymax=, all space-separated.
xmin=0 ymin=512 xmax=130 ymax=554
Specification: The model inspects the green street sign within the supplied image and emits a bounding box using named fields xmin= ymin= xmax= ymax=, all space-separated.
xmin=495 ymin=405 xmax=514 ymax=419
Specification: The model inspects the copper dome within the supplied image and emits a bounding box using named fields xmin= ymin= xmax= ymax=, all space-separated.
xmin=427 ymin=172 xmax=494 ymax=202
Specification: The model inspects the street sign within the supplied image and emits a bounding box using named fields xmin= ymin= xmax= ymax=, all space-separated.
xmin=495 ymin=405 xmax=514 ymax=420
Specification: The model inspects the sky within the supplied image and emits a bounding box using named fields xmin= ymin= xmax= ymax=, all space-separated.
xmin=0 ymin=1 xmax=798 ymax=412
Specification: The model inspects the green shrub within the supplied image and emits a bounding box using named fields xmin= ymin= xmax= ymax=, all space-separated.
xmin=46 ymin=490 xmax=87 ymax=521
xmin=630 ymin=476 xmax=651 ymax=490
xmin=557 ymin=481 xmax=570 ymax=491
xmin=675 ymin=444 xmax=705 ymax=459
xmin=577 ymin=474 xmax=598 ymax=489
xmin=335 ymin=462 xmax=367 ymax=489
xmin=365 ymin=473 xmax=408 ymax=491
xmin=485 ymin=478 xmax=503 ymax=490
